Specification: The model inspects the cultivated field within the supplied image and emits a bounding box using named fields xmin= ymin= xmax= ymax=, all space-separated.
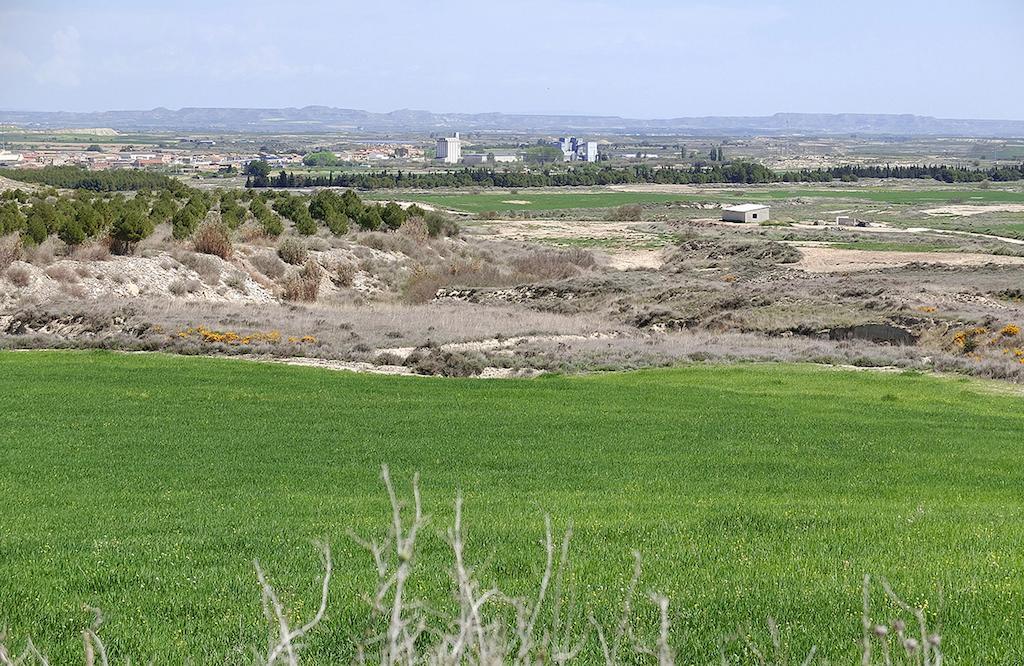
xmin=1 ymin=351 xmax=1023 ymax=662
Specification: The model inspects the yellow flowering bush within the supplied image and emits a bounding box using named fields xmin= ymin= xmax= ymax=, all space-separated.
xmin=173 ymin=326 xmax=316 ymax=346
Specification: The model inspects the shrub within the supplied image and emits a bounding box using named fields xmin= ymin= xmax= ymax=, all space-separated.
xmin=294 ymin=211 xmax=317 ymax=236
xmin=282 ymin=259 xmax=323 ymax=302
xmin=0 ymin=235 xmax=22 ymax=272
xmin=193 ymin=221 xmax=233 ymax=259
xmin=110 ymin=209 xmax=149 ymax=255
xmin=397 ymin=217 xmax=429 ymax=243
xmin=57 ymin=219 xmax=86 ymax=248
xmin=332 ymin=261 xmax=356 ymax=287
xmin=168 ymin=278 xmax=201 ymax=296
xmin=277 ymin=237 xmax=308 ymax=265
xmin=606 ymin=204 xmax=643 ymax=221
xmin=1000 ymin=323 xmax=1021 ymax=338
xmin=357 ymin=207 xmax=383 ymax=231
xmin=70 ymin=240 xmax=111 ymax=262
xmin=325 ymin=211 xmax=349 ymax=236
xmin=4 ymin=262 xmax=31 ymax=287
xmin=250 ymin=251 xmax=287 ymax=279
xmin=44 ymin=264 xmax=79 ymax=283
xmin=424 ymin=211 xmax=459 ymax=237
xmin=174 ymin=249 xmax=222 ymax=284
xmin=404 ymin=347 xmax=485 ymax=377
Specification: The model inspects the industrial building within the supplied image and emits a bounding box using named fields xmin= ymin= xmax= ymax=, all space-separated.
xmin=462 ymin=153 xmax=521 ymax=164
xmin=721 ymin=203 xmax=770 ymax=223
xmin=557 ymin=137 xmax=599 ymax=162
xmin=435 ymin=133 xmax=462 ymax=164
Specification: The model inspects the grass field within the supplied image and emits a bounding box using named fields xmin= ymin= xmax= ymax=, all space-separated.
xmin=370 ymin=187 xmax=1024 ymax=213
xmin=2 ymin=351 xmax=1024 ymax=662
xmin=824 ymin=241 xmax=959 ymax=253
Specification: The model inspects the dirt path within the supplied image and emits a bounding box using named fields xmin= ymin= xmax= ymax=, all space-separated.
xmin=792 ymin=246 xmax=1024 ymax=273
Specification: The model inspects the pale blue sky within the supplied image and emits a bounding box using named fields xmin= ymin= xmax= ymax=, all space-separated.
xmin=1 ymin=0 xmax=1021 ymax=119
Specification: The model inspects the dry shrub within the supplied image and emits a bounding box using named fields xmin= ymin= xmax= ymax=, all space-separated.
xmin=396 ymin=216 xmax=430 ymax=243
xmin=169 ymin=278 xmax=201 ymax=296
xmin=0 ymin=235 xmax=22 ymax=272
xmin=250 ymin=251 xmax=287 ymax=280
xmin=510 ymin=248 xmax=594 ymax=279
xmin=60 ymin=282 xmax=87 ymax=298
xmin=306 ymin=236 xmax=330 ymax=252
xmin=606 ymin=203 xmax=643 ymax=221
xmin=193 ymin=221 xmax=233 ymax=259
xmin=224 ymin=272 xmax=247 ymax=292
xmin=70 ymin=241 xmax=111 ymax=262
xmin=403 ymin=259 xmax=504 ymax=304
xmin=283 ymin=259 xmax=323 ymax=302
xmin=45 ymin=264 xmax=80 ymax=283
xmin=277 ymin=237 xmax=308 ymax=265
xmin=357 ymin=231 xmax=418 ymax=256
xmin=174 ymin=249 xmax=222 ymax=284
xmin=4 ymin=262 xmax=31 ymax=287
xmin=22 ymin=238 xmax=58 ymax=266
xmin=404 ymin=346 xmax=485 ymax=377
xmin=332 ymin=260 xmax=356 ymax=287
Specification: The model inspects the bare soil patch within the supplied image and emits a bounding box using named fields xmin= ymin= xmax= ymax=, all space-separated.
xmin=922 ymin=204 xmax=1024 ymax=217
xmin=792 ymin=246 xmax=1024 ymax=273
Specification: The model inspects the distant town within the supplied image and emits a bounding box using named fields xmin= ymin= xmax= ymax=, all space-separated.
xmin=0 ymin=131 xmax=610 ymax=174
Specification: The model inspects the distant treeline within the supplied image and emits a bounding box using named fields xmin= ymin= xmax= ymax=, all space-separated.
xmin=780 ymin=163 xmax=1024 ymax=183
xmin=0 ymin=166 xmax=184 ymax=192
xmin=247 ymin=161 xmax=1024 ymax=189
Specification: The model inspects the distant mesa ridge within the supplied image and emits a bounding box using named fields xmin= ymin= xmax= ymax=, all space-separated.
xmin=1 ymin=107 xmax=1023 ymax=136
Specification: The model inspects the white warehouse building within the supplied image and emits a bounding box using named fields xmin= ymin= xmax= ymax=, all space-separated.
xmin=721 ymin=203 xmax=770 ymax=223
xmin=435 ymin=133 xmax=462 ymax=164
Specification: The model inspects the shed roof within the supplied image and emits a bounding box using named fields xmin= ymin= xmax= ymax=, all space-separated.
xmin=722 ymin=203 xmax=770 ymax=212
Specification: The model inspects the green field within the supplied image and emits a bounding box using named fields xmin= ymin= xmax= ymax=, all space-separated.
xmin=825 ymin=241 xmax=959 ymax=253
xmin=2 ymin=351 xmax=1024 ymax=662
xmin=370 ymin=187 xmax=1024 ymax=213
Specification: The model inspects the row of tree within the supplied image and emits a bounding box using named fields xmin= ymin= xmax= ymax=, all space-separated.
xmin=1 ymin=166 xmax=185 ymax=192
xmin=244 ymin=161 xmax=1024 ymax=190
xmin=0 ymin=184 xmax=458 ymax=255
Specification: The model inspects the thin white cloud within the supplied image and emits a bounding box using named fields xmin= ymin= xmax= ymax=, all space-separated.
xmin=33 ymin=26 xmax=82 ymax=88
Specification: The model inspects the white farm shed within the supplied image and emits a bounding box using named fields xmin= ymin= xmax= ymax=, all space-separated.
xmin=721 ymin=203 xmax=770 ymax=223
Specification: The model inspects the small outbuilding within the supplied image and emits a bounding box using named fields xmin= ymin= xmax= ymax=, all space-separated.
xmin=721 ymin=203 xmax=770 ymax=223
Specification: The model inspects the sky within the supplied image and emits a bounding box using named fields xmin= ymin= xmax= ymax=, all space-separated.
xmin=1 ymin=0 xmax=1021 ymax=119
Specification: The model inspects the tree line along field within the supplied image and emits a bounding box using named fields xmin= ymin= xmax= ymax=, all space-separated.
xmin=1 ymin=351 xmax=1023 ymax=662
xmin=369 ymin=186 xmax=1024 ymax=214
